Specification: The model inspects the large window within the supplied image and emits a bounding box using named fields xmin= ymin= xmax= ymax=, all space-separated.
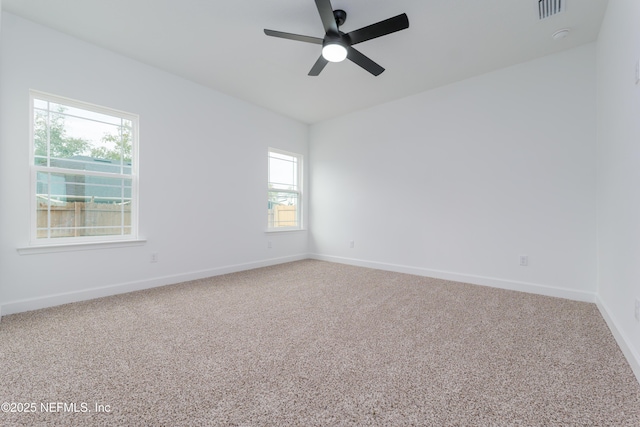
xmin=268 ymin=148 xmax=302 ymax=230
xmin=30 ymin=91 xmax=138 ymax=244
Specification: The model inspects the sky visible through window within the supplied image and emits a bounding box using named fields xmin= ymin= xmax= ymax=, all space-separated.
xmin=269 ymin=152 xmax=298 ymax=191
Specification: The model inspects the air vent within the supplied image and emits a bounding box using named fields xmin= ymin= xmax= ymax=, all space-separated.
xmin=538 ymin=0 xmax=565 ymax=20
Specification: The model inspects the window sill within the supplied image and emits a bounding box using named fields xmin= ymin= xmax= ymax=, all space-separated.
xmin=17 ymin=238 xmax=147 ymax=255
xmin=264 ymin=228 xmax=307 ymax=233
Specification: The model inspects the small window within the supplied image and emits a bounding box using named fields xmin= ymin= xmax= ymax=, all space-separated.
xmin=268 ymin=148 xmax=302 ymax=230
xmin=30 ymin=91 xmax=139 ymax=244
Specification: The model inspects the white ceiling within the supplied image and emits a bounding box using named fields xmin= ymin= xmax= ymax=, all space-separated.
xmin=2 ymin=0 xmax=609 ymax=124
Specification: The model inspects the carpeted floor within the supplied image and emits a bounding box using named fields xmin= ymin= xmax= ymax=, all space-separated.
xmin=1 ymin=259 xmax=639 ymax=426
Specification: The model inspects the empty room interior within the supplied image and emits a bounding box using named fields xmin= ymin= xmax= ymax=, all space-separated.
xmin=2 ymin=0 xmax=640 ymax=425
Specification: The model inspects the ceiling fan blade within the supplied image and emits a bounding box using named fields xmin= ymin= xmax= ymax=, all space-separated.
xmin=308 ymin=55 xmax=329 ymax=76
xmin=347 ymin=13 xmax=409 ymax=45
xmin=264 ymin=29 xmax=323 ymax=44
xmin=347 ymin=47 xmax=385 ymax=76
xmin=315 ymin=0 xmax=338 ymax=34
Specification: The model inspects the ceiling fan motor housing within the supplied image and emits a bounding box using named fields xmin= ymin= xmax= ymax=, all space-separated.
xmin=323 ymin=32 xmax=350 ymax=47
xmin=333 ymin=9 xmax=347 ymax=27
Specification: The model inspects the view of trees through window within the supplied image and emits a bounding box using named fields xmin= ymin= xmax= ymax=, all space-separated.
xmin=34 ymin=101 xmax=132 ymax=165
xmin=32 ymin=94 xmax=137 ymax=241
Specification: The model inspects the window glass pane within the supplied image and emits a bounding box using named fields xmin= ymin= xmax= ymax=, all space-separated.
xmin=36 ymin=210 xmax=131 ymax=238
xmin=37 ymin=172 xmax=131 ymax=204
xmin=32 ymin=91 xmax=138 ymax=242
xmin=33 ymin=109 xmax=49 ymax=160
xmin=48 ymin=157 xmax=131 ymax=175
xmin=49 ymin=102 xmax=123 ymax=126
xmin=269 ymin=154 xmax=298 ymax=190
xmin=36 ymin=172 xmax=132 ymax=239
xmin=34 ymin=98 xmax=132 ymax=172
xmin=34 ymin=99 xmax=48 ymax=109
xmin=268 ymin=191 xmax=299 ymax=228
xmin=267 ymin=149 xmax=301 ymax=229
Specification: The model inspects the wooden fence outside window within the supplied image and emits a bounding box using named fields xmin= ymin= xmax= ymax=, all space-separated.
xmin=37 ymin=201 xmax=131 ymax=238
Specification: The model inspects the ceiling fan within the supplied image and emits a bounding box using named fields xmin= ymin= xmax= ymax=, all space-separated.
xmin=264 ymin=0 xmax=409 ymax=76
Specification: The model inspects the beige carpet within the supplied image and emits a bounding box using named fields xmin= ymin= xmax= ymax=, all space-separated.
xmin=1 ymin=260 xmax=639 ymax=426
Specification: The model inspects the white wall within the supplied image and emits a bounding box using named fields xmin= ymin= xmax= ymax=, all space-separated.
xmin=0 ymin=0 xmax=3 ymax=319
xmin=0 ymin=13 xmax=309 ymax=314
xmin=310 ymin=44 xmax=598 ymax=301
xmin=596 ymin=0 xmax=640 ymax=379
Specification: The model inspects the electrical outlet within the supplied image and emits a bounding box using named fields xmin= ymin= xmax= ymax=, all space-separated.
xmin=519 ymin=255 xmax=528 ymax=266
xmin=268 ymin=241 xmax=272 ymax=249
xmin=349 ymin=240 xmax=355 ymax=249
xmin=150 ymin=253 xmax=159 ymax=263
xmin=635 ymin=299 xmax=640 ymax=323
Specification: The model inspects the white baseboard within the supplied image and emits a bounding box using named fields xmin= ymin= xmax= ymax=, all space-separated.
xmin=0 ymin=252 xmax=597 ymax=315
xmin=0 ymin=254 xmax=308 ymax=316
xmin=596 ymin=296 xmax=640 ymax=384
xmin=310 ymin=254 xmax=596 ymax=303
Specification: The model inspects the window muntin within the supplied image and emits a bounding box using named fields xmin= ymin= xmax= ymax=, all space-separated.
xmin=30 ymin=91 xmax=138 ymax=243
xmin=268 ymin=149 xmax=302 ymax=230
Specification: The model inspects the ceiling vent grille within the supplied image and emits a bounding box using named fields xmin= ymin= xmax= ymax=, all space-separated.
xmin=538 ymin=0 xmax=565 ymax=20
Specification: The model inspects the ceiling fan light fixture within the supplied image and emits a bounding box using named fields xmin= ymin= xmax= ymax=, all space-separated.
xmin=264 ymin=0 xmax=409 ymax=76
xmin=322 ymin=41 xmax=348 ymax=62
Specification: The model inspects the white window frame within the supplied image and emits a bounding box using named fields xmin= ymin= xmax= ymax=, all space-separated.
xmin=28 ymin=90 xmax=140 ymax=246
xmin=267 ymin=148 xmax=303 ymax=231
